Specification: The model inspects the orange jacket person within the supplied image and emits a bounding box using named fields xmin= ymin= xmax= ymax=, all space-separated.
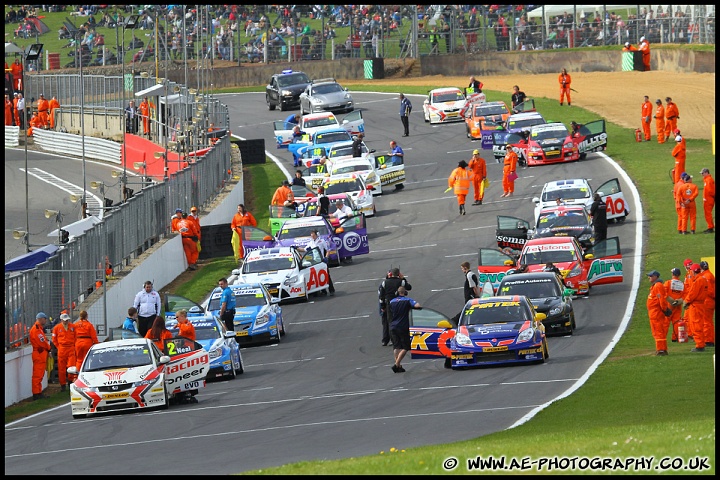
xmin=138 ymin=96 xmax=152 ymax=136
xmin=640 ymin=95 xmax=652 ymax=141
xmin=698 ymin=261 xmax=715 ymax=346
xmin=145 ymin=316 xmax=173 ymax=352
xmin=27 ymin=111 xmax=42 ymax=136
xmin=672 ymin=176 xmax=686 ymax=233
xmin=230 ymin=203 xmax=257 ymax=263
xmin=37 ymin=93 xmax=50 ymax=127
xmin=448 ymin=160 xmax=472 ymax=215
xmin=671 ymin=131 xmax=686 ymax=184
xmin=171 ymin=208 xmax=184 ymax=233
xmin=73 ymin=310 xmax=99 ymax=370
xmin=558 ymin=68 xmax=571 ymax=106
xmin=4 ymin=95 xmax=13 ymax=126
xmin=177 ymin=215 xmax=200 ymax=270
xmin=467 ymin=149 xmax=487 ymax=205
xmin=683 ymin=264 xmax=708 ymax=352
xmin=664 ymin=97 xmax=679 ymax=140
xmin=622 ymin=41 xmax=638 ymax=52
xmin=175 ymin=309 xmax=196 ymax=342
xmin=646 ymin=270 xmax=672 ymax=355
xmin=48 ymin=95 xmax=60 ymax=129
xmin=29 ymin=312 xmax=52 ymax=400
xmin=501 ymin=146 xmax=518 ymax=197
xmin=189 ymin=206 xmax=201 ymax=246
xmin=682 ymin=258 xmax=696 ymax=338
xmin=638 ymin=36 xmax=651 ymax=71
xmin=51 ymin=312 xmax=76 ymax=390
xmin=271 ymin=180 xmax=295 ymax=206
xmin=678 ymin=174 xmax=699 ymax=234
xmin=700 ymin=168 xmax=715 ymax=233
xmin=11 ymin=58 xmax=23 ymax=91
xmin=653 ymin=99 xmax=665 ymax=144
xmin=13 ymin=93 xmax=20 ymax=126
xmin=664 ymin=268 xmax=685 ymax=342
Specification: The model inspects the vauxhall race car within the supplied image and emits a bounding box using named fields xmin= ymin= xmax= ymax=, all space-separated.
xmin=493 ymin=120 xmax=608 ymax=165
xmin=67 ymin=338 xmax=209 ymax=418
xmin=490 ymin=111 xmax=547 ymax=162
xmin=477 ymin=236 xmax=624 ymax=295
xmin=206 ymin=282 xmax=286 ymax=343
xmin=407 ymin=295 xmax=549 ymax=369
xmin=422 ymin=87 xmax=468 ymax=124
xmin=234 ymin=247 xmax=330 ymax=304
xmin=273 ymin=111 xmax=364 ymax=149
xmin=287 ymin=128 xmax=354 ymax=162
xmin=532 ymin=178 xmax=630 ymax=224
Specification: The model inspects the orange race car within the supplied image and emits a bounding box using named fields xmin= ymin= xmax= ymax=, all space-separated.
xmin=464 ymin=100 xmax=535 ymax=148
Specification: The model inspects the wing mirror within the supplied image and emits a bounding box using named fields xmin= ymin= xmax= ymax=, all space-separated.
xmin=334 ymin=227 xmax=345 ymax=234
xmin=369 ymin=149 xmax=376 ymax=154
xmin=583 ymin=253 xmax=595 ymax=260
xmin=563 ymin=287 xmax=576 ymax=297
xmin=532 ymin=197 xmax=540 ymax=204
xmin=534 ymin=313 xmax=547 ymax=321
xmin=504 ymin=259 xmax=515 ymax=266
xmin=437 ymin=320 xmax=454 ymax=329
xmin=159 ymin=355 xmax=171 ymax=364
xmin=263 ymin=235 xmax=273 ymax=241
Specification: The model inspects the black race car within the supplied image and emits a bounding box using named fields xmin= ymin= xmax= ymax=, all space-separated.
xmin=496 ymin=272 xmax=576 ymax=335
xmin=266 ymin=70 xmax=311 ymax=111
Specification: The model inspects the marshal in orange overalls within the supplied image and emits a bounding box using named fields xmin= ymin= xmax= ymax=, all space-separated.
xmin=678 ymin=178 xmax=699 ymax=233
xmin=671 ymin=136 xmax=686 ymax=184
xmin=52 ymin=318 xmax=77 ymax=386
xmin=664 ymin=274 xmax=685 ymax=342
xmin=502 ymin=148 xmax=518 ymax=197
xmin=74 ymin=313 xmax=99 ymax=370
xmin=646 ymin=276 xmax=671 ymax=354
xmin=684 ymin=271 xmax=708 ymax=349
xmin=48 ymin=96 xmax=60 ymax=129
xmin=29 ymin=318 xmax=51 ymax=396
xmin=654 ymin=101 xmax=665 ymax=144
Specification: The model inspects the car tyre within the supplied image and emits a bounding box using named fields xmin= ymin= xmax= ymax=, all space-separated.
xmin=443 ymin=357 xmax=452 ymax=369
xmin=235 ymin=350 xmax=244 ymax=375
xmin=279 ymin=318 xmax=286 ymax=337
xmin=228 ymin=363 xmax=237 ymax=379
xmin=579 ymin=153 xmax=587 ymax=160
xmin=72 ymin=413 xmax=87 ymax=419
xmin=541 ymin=338 xmax=550 ymax=362
xmin=160 ymin=388 xmax=170 ymax=410
xmin=570 ymin=314 xmax=576 ymax=333
xmin=267 ymin=95 xmax=275 ymax=111
xmin=424 ymin=112 xmax=429 ymax=123
xmin=280 ymin=101 xmax=287 ymax=112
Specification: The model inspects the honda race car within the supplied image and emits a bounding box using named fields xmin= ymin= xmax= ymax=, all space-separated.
xmin=206 ymin=282 xmax=286 ymax=343
xmin=533 ymin=178 xmax=630 ymax=223
xmin=497 ymin=272 xmax=576 ymax=336
xmin=495 ymin=205 xmax=595 ymax=252
xmin=422 ymin=87 xmax=467 ymax=124
xmin=67 ymin=338 xmax=209 ymax=419
xmin=321 ymin=173 xmax=375 ymax=217
xmin=478 ymin=236 xmax=624 ymax=295
xmin=408 ymin=295 xmax=549 ymax=369
xmin=495 ymin=120 xmax=608 ymax=166
xmin=234 ymin=247 xmax=330 ymax=304
xmin=274 ymin=111 xmax=364 ymax=149
xmin=166 ymin=315 xmax=244 ymax=379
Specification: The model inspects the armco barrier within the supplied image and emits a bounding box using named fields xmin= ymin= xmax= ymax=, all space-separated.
xmin=33 ymin=129 xmax=121 ymax=163
xmin=5 ymin=126 xmax=20 ymax=147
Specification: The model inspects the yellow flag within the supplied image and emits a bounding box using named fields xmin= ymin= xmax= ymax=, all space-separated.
xmin=444 ymin=187 xmax=452 ymax=193
xmin=231 ymin=230 xmax=241 ymax=262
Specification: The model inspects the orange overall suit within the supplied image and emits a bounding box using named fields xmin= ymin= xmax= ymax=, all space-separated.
xmin=13 ymin=95 xmax=20 ymax=126
xmin=700 ymin=268 xmax=715 ymax=345
xmin=448 ymin=164 xmax=472 ymax=214
xmin=638 ymin=38 xmax=651 ymax=71
xmin=177 ymin=217 xmax=200 ymax=267
xmin=468 ymin=153 xmax=487 ymax=203
xmin=671 ymin=136 xmax=686 ymax=184
xmin=48 ymin=96 xmax=60 ymax=129
xmin=684 ymin=271 xmax=708 ymax=349
xmin=502 ymin=148 xmax=518 ymax=196
xmin=678 ymin=179 xmax=699 ymax=233
xmin=647 ymin=277 xmax=671 ymax=353
xmin=641 ymin=98 xmax=652 ymax=141
xmin=654 ymin=102 xmax=665 ymax=144
xmin=74 ymin=318 xmax=99 ymax=370
xmin=37 ymin=95 xmax=50 ymax=127
xmin=52 ymin=321 xmax=77 ymax=385
xmin=664 ymin=100 xmax=679 ymax=140
xmin=4 ymin=96 xmax=13 ymax=125
xmin=664 ymin=275 xmax=685 ymax=341
xmin=701 ymin=172 xmax=715 ymax=231
xmin=271 ymin=184 xmax=295 ymax=206
xmin=558 ymin=70 xmax=571 ymax=105
xmin=683 ymin=267 xmax=696 ymax=338
xmin=138 ymin=98 xmax=151 ymax=136
xmin=231 ymin=209 xmax=258 ymax=261
xmin=29 ymin=320 xmax=51 ymax=395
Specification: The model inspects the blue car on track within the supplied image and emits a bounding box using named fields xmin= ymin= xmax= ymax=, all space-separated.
xmin=204 ymin=283 xmax=285 ymax=346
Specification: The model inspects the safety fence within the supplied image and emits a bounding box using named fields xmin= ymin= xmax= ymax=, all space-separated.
xmin=5 ymin=71 xmax=232 ymax=352
xmin=4 ymin=126 xmax=20 ymax=147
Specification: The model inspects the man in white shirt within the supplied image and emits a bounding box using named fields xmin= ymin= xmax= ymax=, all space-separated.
xmin=133 ymin=280 xmax=161 ymax=337
xmin=299 ymin=230 xmax=335 ymax=295
xmin=332 ymin=199 xmax=353 ymax=222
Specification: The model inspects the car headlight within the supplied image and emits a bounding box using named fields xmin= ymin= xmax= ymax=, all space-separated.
xmin=256 ymin=312 xmax=270 ymax=327
xmin=566 ymin=263 xmax=583 ymax=278
xmin=529 ymin=146 xmax=543 ymax=154
xmin=344 ymin=93 xmax=352 ymax=100
xmin=454 ymin=331 xmax=472 ymax=347
xmin=281 ymin=90 xmax=292 ymax=96
xmin=284 ymin=274 xmax=299 ymax=286
xmin=208 ymin=345 xmax=223 ymax=359
xmin=549 ymin=305 xmax=563 ymax=316
xmin=563 ymin=141 xmax=574 ymax=149
xmin=517 ymin=327 xmax=535 ymax=343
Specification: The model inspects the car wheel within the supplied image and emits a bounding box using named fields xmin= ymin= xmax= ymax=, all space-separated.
xmin=570 ymin=314 xmax=576 ymax=333
xmin=267 ymin=95 xmax=275 ymax=111
xmin=72 ymin=413 xmax=87 ymax=419
xmin=280 ymin=101 xmax=287 ymax=112
xmin=424 ymin=112 xmax=429 ymax=123
xmin=466 ymin=127 xmax=471 ymax=138
xmin=228 ymin=362 xmax=237 ymax=379
xmin=234 ymin=350 xmax=244 ymax=375
xmin=443 ymin=357 xmax=452 ymax=369
xmin=579 ymin=153 xmax=587 ymax=160
xmin=541 ymin=338 xmax=550 ymax=362
xmin=279 ymin=317 xmax=286 ymax=337
xmin=160 ymin=388 xmax=170 ymax=410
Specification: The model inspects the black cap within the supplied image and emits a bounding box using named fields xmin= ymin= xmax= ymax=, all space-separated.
xmin=282 ymin=180 xmax=289 ymax=186
xmin=646 ymin=270 xmax=660 ymax=277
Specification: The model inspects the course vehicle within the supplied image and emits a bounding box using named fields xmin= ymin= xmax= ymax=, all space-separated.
xmin=408 ymin=295 xmax=549 ymax=369
xmin=491 ymin=111 xmax=547 ymax=162
xmin=422 ymin=87 xmax=468 ymax=124
xmin=321 ymin=173 xmax=375 ymax=217
xmin=166 ymin=314 xmax=244 ymax=379
xmin=532 ymin=178 xmax=630 ymax=224
xmin=477 ymin=236 xmax=624 ymax=295
xmin=273 ymin=111 xmax=364 ymax=149
xmin=495 ymin=205 xmax=595 ymax=252
xmin=206 ymin=282 xmax=286 ymax=343
xmin=330 ymin=156 xmax=383 ymax=195
xmin=497 ymin=272 xmax=576 ymax=336
xmin=67 ymin=338 xmax=209 ymax=419
xmin=266 ymin=69 xmax=311 ymax=111
xmin=299 ymin=77 xmax=354 ymax=114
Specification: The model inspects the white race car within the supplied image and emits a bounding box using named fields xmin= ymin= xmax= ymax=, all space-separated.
xmin=330 ymin=155 xmax=383 ymax=195
xmin=235 ymin=246 xmax=331 ymax=302
xmin=532 ymin=178 xmax=631 ymax=224
xmin=321 ymin=173 xmax=376 ymax=217
xmin=423 ymin=87 xmax=468 ymax=124
xmin=67 ymin=338 xmax=209 ymax=419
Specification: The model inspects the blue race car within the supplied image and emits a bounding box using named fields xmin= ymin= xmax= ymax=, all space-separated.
xmin=409 ymin=294 xmax=549 ymax=369
xmin=288 ymin=128 xmax=353 ymax=163
xmin=205 ymin=283 xmax=285 ymax=346
xmin=164 ymin=300 xmax=244 ymax=380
